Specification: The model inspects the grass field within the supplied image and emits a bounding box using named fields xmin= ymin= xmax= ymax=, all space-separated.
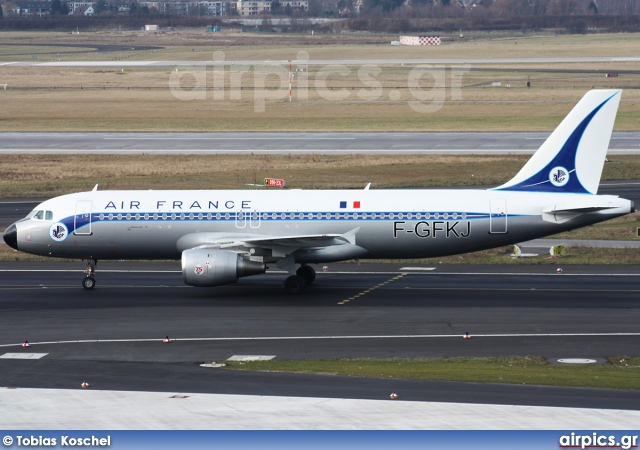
xmin=1 ymin=32 xmax=639 ymax=132
xmin=224 ymin=356 xmax=640 ymax=390
xmin=3 ymin=31 xmax=640 ymax=61
xmin=0 ymin=87 xmax=638 ymax=132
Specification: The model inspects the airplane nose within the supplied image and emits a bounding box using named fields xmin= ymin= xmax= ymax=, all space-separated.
xmin=3 ymin=223 xmax=18 ymax=250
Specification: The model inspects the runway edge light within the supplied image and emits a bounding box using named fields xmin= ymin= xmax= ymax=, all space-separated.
xmin=464 ymin=332 xmax=470 ymax=340
xmin=81 ymin=381 xmax=89 ymax=389
xmin=22 ymin=340 xmax=30 ymax=348
xmin=163 ymin=336 xmax=171 ymax=343
xmin=390 ymin=392 xmax=398 ymax=400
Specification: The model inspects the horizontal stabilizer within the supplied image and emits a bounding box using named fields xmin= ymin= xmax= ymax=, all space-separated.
xmin=542 ymin=202 xmax=618 ymax=224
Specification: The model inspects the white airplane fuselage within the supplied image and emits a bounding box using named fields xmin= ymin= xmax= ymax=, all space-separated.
xmin=11 ymin=188 xmax=633 ymax=261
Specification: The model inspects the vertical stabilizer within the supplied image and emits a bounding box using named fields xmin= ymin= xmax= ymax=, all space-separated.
xmin=493 ymin=90 xmax=621 ymax=194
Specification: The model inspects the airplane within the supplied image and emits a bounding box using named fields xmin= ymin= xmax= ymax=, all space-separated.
xmin=2 ymin=89 xmax=634 ymax=293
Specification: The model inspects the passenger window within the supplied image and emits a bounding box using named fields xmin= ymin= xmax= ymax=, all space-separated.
xmin=45 ymin=211 xmax=53 ymax=220
xmin=34 ymin=210 xmax=44 ymax=220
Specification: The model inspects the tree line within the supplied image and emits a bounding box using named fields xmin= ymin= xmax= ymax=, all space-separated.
xmin=1 ymin=0 xmax=640 ymax=33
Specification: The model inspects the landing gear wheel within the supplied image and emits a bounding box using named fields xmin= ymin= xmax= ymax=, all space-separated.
xmin=82 ymin=276 xmax=96 ymax=290
xmin=284 ymin=275 xmax=306 ymax=294
xmin=83 ymin=259 xmax=97 ymax=290
xmin=296 ymin=265 xmax=316 ymax=285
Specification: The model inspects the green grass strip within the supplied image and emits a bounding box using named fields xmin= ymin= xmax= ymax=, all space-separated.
xmin=223 ymin=356 xmax=640 ymax=390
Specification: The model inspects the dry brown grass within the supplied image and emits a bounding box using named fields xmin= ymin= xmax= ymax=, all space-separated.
xmin=0 ymin=154 xmax=529 ymax=197
xmin=0 ymin=87 xmax=638 ymax=132
xmin=1 ymin=153 xmax=639 ymax=195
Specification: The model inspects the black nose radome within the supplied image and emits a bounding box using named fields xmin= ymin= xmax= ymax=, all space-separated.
xmin=3 ymin=223 xmax=17 ymax=250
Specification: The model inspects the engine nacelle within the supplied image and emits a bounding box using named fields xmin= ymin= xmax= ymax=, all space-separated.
xmin=182 ymin=248 xmax=265 ymax=287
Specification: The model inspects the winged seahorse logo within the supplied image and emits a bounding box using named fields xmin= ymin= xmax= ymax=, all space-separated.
xmin=553 ymin=169 xmax=567 ymax=184
xmin=549 ymin=166 xmax=569 ymax=187
xmin=49 ymin=223 xmax=68 ymax=241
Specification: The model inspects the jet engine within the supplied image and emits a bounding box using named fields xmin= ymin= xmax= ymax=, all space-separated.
xmin=182 ymin=248 xmax=265 ymax=287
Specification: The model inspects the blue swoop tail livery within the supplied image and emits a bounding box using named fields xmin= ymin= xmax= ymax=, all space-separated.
xmin=3 ymin=90 xmax=634 ymax=293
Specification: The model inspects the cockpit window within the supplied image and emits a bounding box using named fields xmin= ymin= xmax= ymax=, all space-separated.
xmin=26 ymin=209 xmax=53 ymax=220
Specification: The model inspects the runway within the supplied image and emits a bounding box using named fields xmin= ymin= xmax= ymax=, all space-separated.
xmin=1 ymin=132 xmax=639 ymax=154
xmin=1 ymin=262 xmax=639 ymax=413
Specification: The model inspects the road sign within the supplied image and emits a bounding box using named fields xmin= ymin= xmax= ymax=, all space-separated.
xmin=264 ymin=178 xmax=285 ymax=187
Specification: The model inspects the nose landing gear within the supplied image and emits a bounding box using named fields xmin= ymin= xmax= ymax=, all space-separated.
xmin=83 ymin=259 xmax=97 ymax=290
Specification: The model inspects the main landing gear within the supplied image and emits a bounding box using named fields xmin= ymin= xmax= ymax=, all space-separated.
xmin=283 ymin=265 xmax=316 ymax=294
xmin=82 ymin=259 xmax=97 ymax=290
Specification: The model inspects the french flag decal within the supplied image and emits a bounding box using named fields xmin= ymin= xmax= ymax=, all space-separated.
xmin=339 ymin=201 xmax=361 ymax=208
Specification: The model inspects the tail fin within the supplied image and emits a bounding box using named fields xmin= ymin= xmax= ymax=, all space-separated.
xmin=493 ymin=89 xmax=621 ymax=195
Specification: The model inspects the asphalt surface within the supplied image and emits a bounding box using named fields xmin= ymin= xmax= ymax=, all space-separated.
xmin=0 ymin=43 xmax=163 ymax=57
xmin=0 ymin=131 xmax=639 ymax=154
xmin=0 ymin=262 xmax=639 ymax=410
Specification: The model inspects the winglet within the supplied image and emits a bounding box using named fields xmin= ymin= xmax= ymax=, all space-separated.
xmin=493 ymin=90 xmax=621 ymax=195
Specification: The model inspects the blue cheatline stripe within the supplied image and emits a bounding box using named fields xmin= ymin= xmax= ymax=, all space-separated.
xmin=495 ymin=92 xmax=618 ymax=194
xmin=59 ymin=210 xmax=513 ymax=232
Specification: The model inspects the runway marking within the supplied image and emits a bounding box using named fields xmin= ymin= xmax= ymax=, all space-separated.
xmin=0 ymin=201 xmax=40 ymax=204
xmin=2 ymin=149 xmax=639 ymax=155
xmin=2 ymin=269 xmax=640 ymax=277
xmin=227 ymin=355 xmax=276 ymax=361
xmin=0 ymin=353 xmax=48 ymax=359
xmin=103 ymin=137 xmax=357 ymax=141
xmin=1 ymin=333 xmax=639 ymax=349
xmin=337 ymin=273 xmax=406 ymax=305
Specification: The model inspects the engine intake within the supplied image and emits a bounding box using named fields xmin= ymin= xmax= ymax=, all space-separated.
xmin=182 ymin=248 xmax=265 ymax=287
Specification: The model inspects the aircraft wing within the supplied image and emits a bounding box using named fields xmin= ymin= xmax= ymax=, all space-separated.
xmin=177 ymin=228 xmax=362 ymax=259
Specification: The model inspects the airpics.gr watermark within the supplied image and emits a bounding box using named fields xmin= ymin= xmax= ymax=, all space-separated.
xmin=558 ymin=432 xmax=638 ymax=450
xmin=168 ymin=51 xmax=470 ymax=113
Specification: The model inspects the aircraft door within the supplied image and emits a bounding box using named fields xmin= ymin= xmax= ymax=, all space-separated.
xmin=74 ymin=200 xmax=93 ymax=235
xmin=489 ymin=198 xmax=507 ymax=234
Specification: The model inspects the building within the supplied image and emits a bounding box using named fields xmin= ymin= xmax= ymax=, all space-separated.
xmin=7 ymin=1 xmax=51 ymax=16
xmin=232 ymin=0 xmax=271 ymax=16
xmin=157 ymin=1 xmax=226 ymax=15
xmin=65 ymin=1 xmax=96 ymax=14
xmin=195 ymin=1 xmax=226 ymax=15
xmin=278 ymin=0 xmax=308 ymax=12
